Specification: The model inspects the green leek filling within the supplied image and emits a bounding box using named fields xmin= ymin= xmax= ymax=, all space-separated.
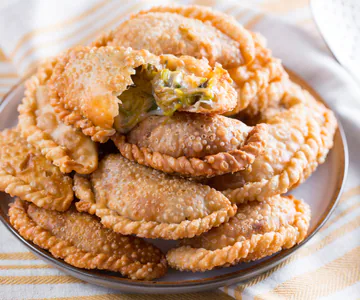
xmin=114 ymin=64 xmax=216 ymax=133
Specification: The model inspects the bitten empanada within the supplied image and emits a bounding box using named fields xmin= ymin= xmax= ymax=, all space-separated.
xmin=112 ymin=113 xmax=268 ymax=177
xmin=9 ymin=199 xmax=167 ymax=280
xmin=74 ymin=154 xmax=236 ymax=240
xmin=49 ymin=46 xmax=237 ymax=142
xmin=167 ymin=195 xmax=310 ymax=272
xmin=18 ymin=58 xmax=98 ymax=174
xmin=0 ymin=129 xmax=73 ymax=211
xmin=93 ymin=6 xmax=286 ymax=117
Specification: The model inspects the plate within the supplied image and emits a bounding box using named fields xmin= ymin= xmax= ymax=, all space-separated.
xmin=0 ymin=71 xmax=348 ymax=293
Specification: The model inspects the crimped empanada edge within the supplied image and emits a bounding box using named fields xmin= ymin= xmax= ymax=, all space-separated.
xmin=9 ymin=199 xmax=167 ymax=280
xmin=0 ymin=167 xmax=73 ymax=212
xmin=73 ymin=173 xmax=237 ymax=240
xmin=112 ymin=123 xmax=268 ymax=178
xmin=18 ymin=60 xmax=98 ymax=174
xmin=223 ymin=117 xmax=324 ymax=203
xmin=95 ymin=204 xmax=237 ymax=240
xmin=166 ymin=197 xmax=310 ymax=271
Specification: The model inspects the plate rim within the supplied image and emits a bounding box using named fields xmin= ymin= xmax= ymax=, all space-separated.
xmin=0 ymin=73 xmax=349 ymax=293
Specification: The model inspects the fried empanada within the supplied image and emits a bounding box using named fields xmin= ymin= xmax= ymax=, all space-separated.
xmin=93 ymin=6 xmax=285 ymax=117
xmin=0 ymin=129 xmax=73 ymax=211
xmin=18 ymin=58 xmax=98 ymax=174
xmin=9 ymin=199 xmax=167 ymax=280
xmin=167 ymin=195 xmax=310 ymax=272
xmin=74 ymin=154 xmax=237 ymax=240
xmin=209 ymin=84 xmax=337 ymax=202
xmin=112 ymin=113 xmax=268 ymax=177
xmin=92 ymin=5 xmax=255 ymax=67
xmin=49 ymin=46 xmax=237 ymax=142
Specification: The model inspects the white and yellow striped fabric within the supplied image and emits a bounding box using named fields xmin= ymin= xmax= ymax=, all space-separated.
xmin=0 ymin=0 xmax=359 ymax=299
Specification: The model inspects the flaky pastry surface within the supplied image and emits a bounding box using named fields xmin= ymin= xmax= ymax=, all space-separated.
xmin=92 ymin=8 xmax=285 ymax=117
xmin=209 ymin=83 xmax=337 ymax=202
xmin=0 ymin=129 xmax=73 ymax=211
xmin=9 ymin=199 xmax=167 ymax=280
xmin=74 ymin=154 xmax=236 ymax=239
xmin=49 ymin=46 xmax=237 ymax=142
xmin=92 ymin=5 xmax=255 ymax=67
xmin=18 ymin=58 xmax=98 ymax=174
xmin=49 ymin=46 xmax=159 ymax=142
xmin=227 ymin=33 xmax=287 ymax=115
xmin=112 ymin=113 xmax=268 ymax=177
xmin=167 ymin=195 xmax=310 ymax=271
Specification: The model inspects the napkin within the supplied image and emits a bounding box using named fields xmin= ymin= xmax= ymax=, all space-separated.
xmin=0 ymin=0 xmax=359 ymax=299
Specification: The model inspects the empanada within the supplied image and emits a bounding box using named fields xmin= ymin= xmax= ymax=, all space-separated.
xmin=209 ymin=83 xmax=337 ymax=202
xmin=93 ymin=6 xmax=285 ymax=117
xmin=18 ymin=58 xmax=98 ymax=174
xmin=112 ymin=113 xmax=268 ymax=177
xmin=0 ymin=129 xmax=73 ymax=211
xmin=49 ymin=46 xmax=237 ymax=142
xmin=9 ymin=199 xmax=167 ymax=280
xmin=92 ymin=5 xmax=255 ymax=67
xmin=74 ymin=154 xmax=237 ymax=240
xmin=167 ymin=195 xmax=310 ymax=272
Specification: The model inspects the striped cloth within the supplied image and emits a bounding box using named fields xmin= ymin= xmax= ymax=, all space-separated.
xmin=0 ymin=0 xmax=359 ymax=299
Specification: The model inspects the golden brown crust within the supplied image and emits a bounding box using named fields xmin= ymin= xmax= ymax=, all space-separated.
xmin=220 ymin=118 xmax=321 ymax=202
xmin=290 ymin=90 xmax=337 ymax=189
xmin=49 ymin=46 xmax=237 ymax=142
xmin=234 ymin=71 xmax=290 ymax=121
xmin=302 ymin=90 xmax=337 ymax=163
xmin=0 ymin=129 xmax=73 ymax=211
xmin=73 ymin=174 xmax=96 ymax=215
xmin=9 ymin=199 xmax=167 ymax=280
xmin=74 ymin=154 xmax=237 ymax=240
xmin=166 ymin=195 xmax=311 ymax=271
xmin=49 ymin=46 xmax=159 ymax=143
xmin=93 ymin=5 xmax=255 ymax=67
xmin=209 ymin=84 xmax=337 ymax=203
xmin=227 ymin=33 xmax=287 ymax=115
xmin=93 ymin=12 xmax=283 ymax=117
xmin=18 ymin=58 xmax=98 ymax=174
xmin=112 ymin=114 xmax=268 ymax=177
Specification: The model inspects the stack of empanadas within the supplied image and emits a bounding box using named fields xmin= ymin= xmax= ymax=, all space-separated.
xmin=2 ymin=5 xmax=337 ymax=280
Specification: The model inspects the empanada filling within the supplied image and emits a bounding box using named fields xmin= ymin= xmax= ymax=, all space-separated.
xmin=114 ymin=64 xmax=222 ymax=133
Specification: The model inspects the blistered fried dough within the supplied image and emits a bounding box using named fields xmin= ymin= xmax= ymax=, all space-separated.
xmin=209 ymin=84 xmax=337 ymax=203
xmin=250 ymin=83 xmax=337 ymax=165
xmin=74 ymin=154 xmax=236 ymax=240
xmin=92 ymin=5 xmax=255 ymax=67
xmin=227 ymin=33 xmax=287 ymax=115
xmin=93 ymin=8 xmax=283 ymax=117
xmin=290 ymin=90 xmax=337 ymax=189
xmin=167 ymin=195 xmax=310 ymax=272
xmin=18 ymin=59 xmax=98 ymax=174
xmin=234 ymin=72 xmax=290 ymax=122
xmin=112 ymin=113 xmax=268 ymax=177
xmin=9 ymin=199 xmax=167 ymax=280
xmin=0 ymin=129 xmax=73 ymax=211
xmin=303 ymin=90 xmax=337 ymax=164
xmin=49 ymin=46 xmax=158 ymax=142
xmin=49 ymin=46 xmax=237 ymax=142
